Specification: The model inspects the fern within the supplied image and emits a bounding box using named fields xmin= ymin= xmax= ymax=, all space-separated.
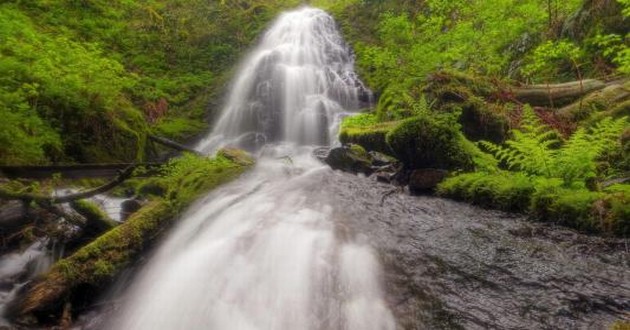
xmin=551 ymin=116 xmax=627 ymax=185
xmin=481 ymin=105 xmax=627 ymax=186
xmin=480 ymin=106 xmax=558 ymax=176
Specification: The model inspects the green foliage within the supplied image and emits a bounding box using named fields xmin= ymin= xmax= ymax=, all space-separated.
xmin=522 ymin=40 xmax=584 ymax=82
xmin=588 ymin=33 xmax=630 ymax=74
xmin=440 ymin=106 xmax=628 ymax=235
xmin=0 ymin=0 xmax=301 ymax=164
xmin=481 ymin=106 xmax=559 ymax=176
xmin=341 ymin=112 xmax=379 ymax=129
xmin=481 ymin=106 xmax=627 ymax=186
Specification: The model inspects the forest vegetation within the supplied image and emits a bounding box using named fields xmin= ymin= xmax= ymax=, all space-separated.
xmin=0 ymin=0 xmax=628 ymax=326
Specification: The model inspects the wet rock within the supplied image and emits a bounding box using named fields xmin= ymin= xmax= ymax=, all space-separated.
xmin=408 ymin=169 xmax=449 ymax=194
xmin=368 ymin=151 xmax=398 ymax=167
xmin=312 ymin=147 xmax=330 ymax=162
xmin=121 ymin=199 xmax=144 ymax=221
xmin=325 ymin=144 xmax=374 ymax=175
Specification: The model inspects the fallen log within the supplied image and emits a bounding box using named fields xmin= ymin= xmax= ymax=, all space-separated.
xmin=557 ymin=82 xmax=630 ymax=121
xmin=70 ymin=200 xmax=117 ymax=237
xmin=6 ymin=149 xmax=254 ymax=323
xmin=0 ymin=166 xmax=136 ymax=204
xmin=148 ymin=134 xmax=202 ymax=155
xmin=0 ymin=163 xmax=163 ymax=180
xmin=512 ymin=79 xmax=606 ymax=107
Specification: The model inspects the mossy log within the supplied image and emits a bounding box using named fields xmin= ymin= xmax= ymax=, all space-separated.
xmin=512 ymin=79 xmax=606 ymax=107
xmin=69 ymin=200 xmax=118 ymax=242
xmin=7 ymin=151 xmax=253 ymax=321
xmin=557 ymin=82 xmax=630 ymax=122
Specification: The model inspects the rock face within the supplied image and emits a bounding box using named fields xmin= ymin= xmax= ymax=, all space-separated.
xmin=324 ymin=145 xmax=374 ymax=175
xmin=408 ymin=169 xmax=449 ymax=194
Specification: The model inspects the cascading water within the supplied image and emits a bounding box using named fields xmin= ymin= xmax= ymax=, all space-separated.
xmin=196 ymin=6 xmax=370 ymax=153
xmin=105 ymin=7 xmax=396 ymax=330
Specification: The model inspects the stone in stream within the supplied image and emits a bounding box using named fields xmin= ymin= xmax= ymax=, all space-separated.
xmin=408 ymin=168 xmax=449 ymax=194
xmin=324 ymin=144 xmax=374 ymax=175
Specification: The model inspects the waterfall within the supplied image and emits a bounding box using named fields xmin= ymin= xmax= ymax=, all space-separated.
xmin=105 ymin=7 xmax=395 ymax=330
xmin=196 ymin=6 xmax=370 ymax=153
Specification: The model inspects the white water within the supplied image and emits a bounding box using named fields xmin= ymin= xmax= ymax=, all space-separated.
xmin=197 ymin=6 xmax=370 ymax=153
xmin=106 ymin=7 xmax=395 ymax=330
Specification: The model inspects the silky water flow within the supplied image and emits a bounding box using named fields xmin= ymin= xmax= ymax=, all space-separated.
xmin=105 ymin=7 xmax=396 ymax=330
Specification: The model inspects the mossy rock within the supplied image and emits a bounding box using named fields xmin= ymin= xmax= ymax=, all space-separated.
xmin=386 ymin=114 xmax=474 ymax=170
xmin=339 ymin=122 xmax=398 ymax=155
xmin=456 ymin=97 xmax=509 ymax=143
xmin=69 ymin=200 xmax=117 ymax=241
xmin=423 ymin=71 xmax=510 ymax=143
xmin=325 ymin=144 xmax=374 ymax=175
xmin=338 ymin=112 xmax=400 ymax=155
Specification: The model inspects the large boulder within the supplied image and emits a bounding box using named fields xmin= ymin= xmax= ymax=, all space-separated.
xmin=386 ymin=114 xmax=474 ymax=170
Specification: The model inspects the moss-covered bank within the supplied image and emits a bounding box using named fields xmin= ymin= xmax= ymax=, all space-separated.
xmin=8 ymin=149 xmax=254 ymax=323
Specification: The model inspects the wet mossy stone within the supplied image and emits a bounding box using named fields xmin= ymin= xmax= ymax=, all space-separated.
xmin=339 ymin=121 xmax=399 ymax=155
xmin=325 ymin=144 xmax=374 ymax=175
xmin=386 ymin=114 xmax=474 ymax=170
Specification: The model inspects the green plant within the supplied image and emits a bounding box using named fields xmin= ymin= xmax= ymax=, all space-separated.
xmin=481 ymin=106 xmax=627 ymax=186
xmin=522 ymin=39 xmax=585 ymax=82
xmin=481 ymin=106 xmax=559 ymax=177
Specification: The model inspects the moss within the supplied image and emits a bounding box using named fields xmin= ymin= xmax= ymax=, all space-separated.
xmin=386 ymin=114 xmax=474 ymax=170
xmin=9 ymin=150 xmax=254 ymax=318
xmin=349 ymin=144 xmax=368 ymax=157
xmin=339 ymin=120 xmax=400 ymax=155
xmin=439 ymin=172 xmax=629 ymax=236
xmin=437 ymin=171 xmax=535 ymax=212
xmin=152 ymin=117 xmax=207 ymax=141
xmin=531 ymin=184 xmax=603 ymax=232
xmin=70 ymin=200 xmax=117 ymax=233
